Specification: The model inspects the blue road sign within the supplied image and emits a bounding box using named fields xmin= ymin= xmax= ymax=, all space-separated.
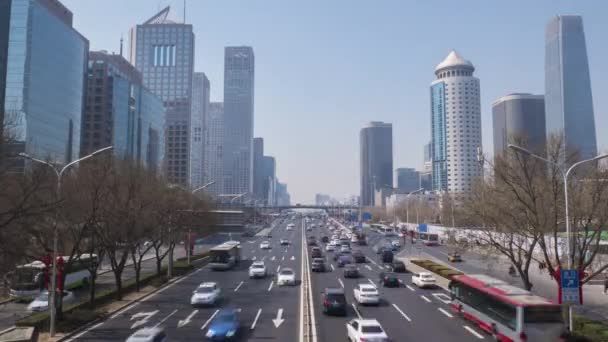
xmin=362 ymin=212 xmax=373 ymax=220
xmin=560 ymin=269 xmax=580 ymax=305
xmin=418 ymin=224 xmax=428 ymax=233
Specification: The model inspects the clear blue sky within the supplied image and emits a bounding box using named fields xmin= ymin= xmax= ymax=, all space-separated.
xmin=63 ymin=0 xmax=607 ymax=204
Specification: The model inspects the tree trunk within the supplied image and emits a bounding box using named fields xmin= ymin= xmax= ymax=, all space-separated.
xmin=156 ymin=258 xmax=162 ymax=276
xmin=113 ymin=271 xmax=123 ymax=300
xmin=88 ymin=274 xmax=97 ymax=309
xmin=134 ymin=263 xmax=141 ymax=292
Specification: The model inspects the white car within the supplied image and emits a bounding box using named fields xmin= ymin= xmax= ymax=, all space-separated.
xmin=325 ymin=244 xmax=336 ymax=252
xmin=350 ymin=236 xmax=358 ymax=243
xmin=260 ymin=241 xmax=271 ymax=249
xmin=277 ymin=268 xmax=296 ymax=286
xmin=249 ymin=261 xmax=267 ymax=278
xmin=27 ymin=290 xmax=75 ymax=312
xmin=412 ymin=272 xmax=437 ymax=288
xmin=126 ymin=327 xmax=167 ymax=342
xmin=191 ymin=282 xmax=221 ymax=306
xmin=286 ymin=224 xmax=294 ymax=231
xmin=353 ymin=284 xmax=380 ymax=305
xmin=391 ymin=240 xmax=401 ymax=248
xmin=340 ymin=245 xmax=350 ymax=253
xmin=346 ymin=319 xmax=389 ymax=342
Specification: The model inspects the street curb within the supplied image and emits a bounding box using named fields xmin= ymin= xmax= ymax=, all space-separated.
xmin=56 ymin=258 xmax=208 ymax=342
xmin=0 ymin=297 xmax=14 ymax=305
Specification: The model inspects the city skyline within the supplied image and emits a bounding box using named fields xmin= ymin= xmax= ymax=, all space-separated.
xmin=59 ymin=0 xmax=608 ymax=203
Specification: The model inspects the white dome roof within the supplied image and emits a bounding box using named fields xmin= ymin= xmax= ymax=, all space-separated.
xmin=435 ymin=50 xmax=474 ymax=72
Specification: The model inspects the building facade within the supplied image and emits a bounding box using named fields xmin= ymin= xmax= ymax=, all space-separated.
xmin=545 ymin=15 xmax=597 ymax=162
xmin=430 ymin=51 xmax=482 ymax=194
xmin=203 ymin=102 xmax=224 ymax=196
xmin=253 ymin=137 xmax=265 ymax=200
xmin=360 ymin=121 xmax=393 ymax=206
xmin=395 ymin=168 xmax=420 ymax=193
xmin=129 ymin=6 xmax=195 ymax=186
xmin=223 ymin=46 xmax=255 ymax=198
xmin=262 ymin=155 xmax=276 ymax=205
xmin=275 ymin=180 xmax=290 ymax=206
xmin=1 ymin=0 xmax=88 ymax=165
xmin=315 ymin=193 xmax=331 ymax=206
xmin=492 ymin=93 xmax=546 ymax=156
xmin=190 ymin=72 xmax=209 ymax=187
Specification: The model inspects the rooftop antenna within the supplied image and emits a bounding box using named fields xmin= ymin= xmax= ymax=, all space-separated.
xmin=119 ymin=34 xmax=123 ymax=57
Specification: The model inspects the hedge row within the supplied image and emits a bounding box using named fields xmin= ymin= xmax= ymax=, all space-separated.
xmin=410 ymin=259 xmax=463 ymax=280
xmin=572 ymin=314 xmax=608 ymax=341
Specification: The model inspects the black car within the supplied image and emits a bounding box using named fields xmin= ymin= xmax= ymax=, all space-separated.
xmin=381 ymin=250 xmax=394 ymax=264
xmin=379 ymin=272 xmax=400 ymax=287
xmin=333 ymin=250 xmax=351 ymax=261
xmin=311 ymin=247 xmax=323 ymax=259
xmin=307 ymin=236 xmax=317 ymax=246
xmin=321 ymin=288 xmax=347 ymax=315
xmin=320 ymin=236 xmax=329 ymax=243
xmin=390 ymin=260 xmax=407 ymax=273
xmin=373 ymin=244 xmax=390 ymax=254
xmin=337 ymin=255 xmax=353 ymax=267
xmin=352 ymin=250 xmax=366 ymax=263
xmin=343 ymin=264 xmax=359 ymax=278
xmin=311 ymin=258 xmax=326 ymax=272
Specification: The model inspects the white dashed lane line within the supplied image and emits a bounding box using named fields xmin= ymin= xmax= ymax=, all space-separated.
xmin=200 ymin=309 xmax=219 ymax=330
xmin=352 ymin=303 xmax=362 ymax=319
xmin=234 ymin=281 xmax=244 ymax=292
xmin=365 ymin=265 xmax=373 ymax=271
xmin=421 ymin=295 xmax=432 ymax=303
xmin=392 ymin=304 xmax=412 ymax=322
xmin=338 ymin=278 xmax=345 ymax=288
xmin=251 ymin=308 xmax=262 ymax=330
xmin=464 ymin=326 xmax=485 ymax=339
xmin=330 ymin=264 xmax=335 ymax=271
xmin=438 ymin=307 xmax=454 ymax=318
xmin=267 ymin=280 xmax=274 ymax=292
xmin=406 ymin=285 xmax=415 ymax=291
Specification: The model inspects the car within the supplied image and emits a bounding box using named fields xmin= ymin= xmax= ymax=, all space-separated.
xmin=321 ymin=288 xmax=347 ymax=316
xmin=248 ymin=261 xmax=267 ymax=278
xmin=307 ymin=236 xmax=317 ymax=246
xmin=343 ymin=264 xmax=359 ymax=278
xmin=346 ymin=319 xmax=389 ymax=342
xmin=352 ymin=250 xmax=366 ymax=263
xmin=350 ymin=236 xmax=358 ymax=243
xmin=191 ymin=282 xmax=221 ymax=306
xmin=311 ymin=258 xmax=326 ymax=272
xmin=306 ymin=226 xmax=312 ymax=231
xmin=277 ymin=268 xmax=297 ymax=285
xmin=27 ymin=290 xmax=76 ymax=312
xmin=280 ymin=239 xmax=290 ymax=246
xmin=325 ymin=244 xmax=336 ymax=252
xmin=310 ymin=247 xmax=323 ymax=258
xmin=286 ymin=223 xmax=294 ymax=230
xmin=260 ymin=241 xmax=271 ymax=249
xmin=126 ymin=327 xmax=167 ymax=342
xmin=353 ymin=284 xmax=380 ymax=305
xmin=340 ymin=245 xmax=350 ymax=253
xmin=448 ymin=253 xmax=462 ymax=262
xmin=378 ymin=272 xmax=400 ymax=287
xmin=389 ymin=260 xmax=407 ymax=273
xmin=333 ymin=249 xmax=351 ymax=261
xmin=412 ymin=272 xmax=436 ymax=288
xmin=205 ymin=308 xmax=240 ymax=340
xmin=321 ymin=236 xmax=329 ymax=243
xmin=337 ymin=255 xmax=353 ymax=267
xmin=380 ymin=249 xmax=394 ymax=263
xmin=390 ymin=240 xmax=401 ymax=250
xmin=373 ymin=244 xmax=389 ymax=254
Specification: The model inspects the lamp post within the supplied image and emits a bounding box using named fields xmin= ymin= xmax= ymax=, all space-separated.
xmin=229 ymin=192 xmax=247 ymax=205
xmin=405 ymin=188 xmax=424 ymax=225
xmin=187 ymin=181 xmax=215 ymax=264
xmin=19 ymin=146 xmax=113 ymax=337
xmin=508 ymin=143 xmax=608 ymax=331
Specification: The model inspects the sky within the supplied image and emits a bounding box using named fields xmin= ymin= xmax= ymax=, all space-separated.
xmin=62 ymin=0 xmax=608 ymax=204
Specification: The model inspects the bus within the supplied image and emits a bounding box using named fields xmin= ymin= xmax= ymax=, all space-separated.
xmin=370 ymin=224 xmax=396 ymax=236
xmin=416 ymin=232 xmax=440 ymax=246
xmin=449 ymin=274 xmax=565 ymax=341
xmin=209 ymin=241 xmax=241 ymax=271
xmin=9 ymin=254 xmax=97 ymax=299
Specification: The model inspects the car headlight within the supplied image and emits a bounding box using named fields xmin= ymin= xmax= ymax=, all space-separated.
xmin=206 ymin=329 xmax=215 ymax=337
xmin=226 ymin=329 xmax=236 ymax=337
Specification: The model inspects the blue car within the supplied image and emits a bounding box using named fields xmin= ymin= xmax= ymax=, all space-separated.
xmin=205 ymin=309 xmax=240 ymax=340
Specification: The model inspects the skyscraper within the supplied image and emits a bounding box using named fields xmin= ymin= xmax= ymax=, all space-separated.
xmin=360 ymin=122 xmax=393 ymax=206
xmin=223 ymin=46 xmax=255 ymax=198
xmin=395 ymin=168 xmax=420 ymax=193
xmin=420 ymin=141 xmax=433 ymax=190
xmin=82 ymin=51 xmax=165 ymax=171
xmin=203 ymin=102 xmax=224 ymax=196
xmin=1 ymin=0 xmax=88 ymax=165
xmin=430 ymin=51 xmax=482 ymax=194
xmin=492 ymin=93 xmax=546 ymax=156
xmin=545 ymin=15 xmax=597 ymax=161
xmin=262 ymin=156 xmax=276 ymax=205
xmin=191 ymin=72 xmax=210 ymax=188
xmin=129 ymin=6 xmax=195 ymax=186
xmin=253 ymin=137 xmax=265 ymax=200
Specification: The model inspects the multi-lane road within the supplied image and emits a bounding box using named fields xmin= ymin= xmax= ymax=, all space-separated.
xmin=69 ymin=216 xmax=488 ymax=341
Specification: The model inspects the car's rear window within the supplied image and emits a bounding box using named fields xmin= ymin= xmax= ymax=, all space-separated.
xmin=361 ymin=287 xmax=376 ymax=292
xmin=196 ymin=287 xmax=214 ymax=293
xmin=361 ymin=325 xmax=383 ymax=333
xmin=326 ymin=294 xmax=346 ymax=303
xmin=280 ymin=270 xmax=294 ymax=275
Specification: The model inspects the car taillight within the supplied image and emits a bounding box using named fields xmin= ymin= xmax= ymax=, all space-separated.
xmin=323 ymin=299 xmax=329 ymax=306
xmin=519 ymin=331 xmax=527 ymax=341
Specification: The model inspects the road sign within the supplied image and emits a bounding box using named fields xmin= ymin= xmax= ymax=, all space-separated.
xmin=418 ymin=224 xmax=428 ymax=233
xmin=560 ymin=269 xmax=580 ymax=305
xmin=362 ymin=212 xmax=373 ymax=220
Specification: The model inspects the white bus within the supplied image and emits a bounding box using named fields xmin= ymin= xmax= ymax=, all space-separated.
xmin=9 ymin=254 xmax=97 ymax=299
xmin=449 ymin=274 xmax=565 ymax=341
xmin=209 ymin=241 xmax=241 ymax=271
xmin=370 ymin=224 xmax=396 ymax=236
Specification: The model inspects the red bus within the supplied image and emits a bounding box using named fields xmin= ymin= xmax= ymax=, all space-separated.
xmin=449 ymin=274 xmax=565 ymax=341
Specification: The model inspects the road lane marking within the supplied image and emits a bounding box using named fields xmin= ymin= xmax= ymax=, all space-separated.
xmin=432 ymin=293 xmax=452 ymax=304
xmin=330 ymin=264 xmax=335 ymax=271
xmin=268 ymin=280 xmax=274 ymax=292
xmin=365 ymin=265 xmax=372 ymax=271
xmin=392 ymin=304 xmax=412 ymax=322
xmin=406 ymin=285 xmax=415 ymax=291
xmin=338 ymin=278 xmax=344 ymax=288
xmin=438 ymin=308 xmax=454 ymax=318
xmin=234 ymin=281 xmax=244 ymax=292
xmin=299 ymin=220 xmax=305 ymax=342
xmin=154 ymin=309 xmax=178 ymax=328
xmin=421 ymin=295 xmax=432 ymax=303
xmin=369 ymin=259 xmax=379 ymax=266
xmin=252 ymin=256 xmax=257 ymax=260
xmin=282 ymin=255 xmax=285 ymax=261
xmin=464 ymin=326 xmax=485 ymax=339
xmin=367 ymin=278 xmax=376 ymax=287
xmin=251 ymin=308 xmax=262 ymax=330
xmin=277 ymin=265 xmax=281 ymax=273
xmin=177 ymin=310 xmax=198 ymax=328
xmin=352 ymin=303 xmax=362 ymax=319
xmin=291 ymin=255 xmax=295 ymax=260
xmin=272 ymin=308 xmax=285 ymax=328
xmin=271 ymin=255 xmax=276 ymax=261
xmin=201 ymin=310 xmax=219 ymax=330
xmin=130 ymin=310 xmax=159 ymax=329
xmin=262 ymin=255 xmax=267 ymax=261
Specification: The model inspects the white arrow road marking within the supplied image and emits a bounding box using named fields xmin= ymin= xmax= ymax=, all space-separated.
xmin=282 ymin=256 xmax=285 ymax=261
xmin=234 ymin=281 xmax=244 ymax=292
xmin=365 ymin=265 xmax=372 ymax=271
xmin=272 ymin=308 xmax=285 ymax=328
xmin=392 ymin=304 xmax=412 ymax=322
xmin=421 ymin=295 xmax=432 ymax=303
xmin=251 ymin=308 xmax=262 ymax=330
xmin=268 ymin=280 xmax=274 ymax=292
xmin=130 ymin=310 xmax=159 ymax=329
xmin=438 ymin=308 xmax=454 ymax=318
xmin=177 ymin=310 xmax=198 ymax=328
xmin=200 ymin=310 xmax=219 ymax=330
xmin=271 ymin=255 xmax=276 ymax=261
xmin=406 ymin=285 xmax=415 ymax=292
xmin=248 ymin=240 xmax=256 ymax=243
xmin=464 ymin=326 xmax=485 ymax=339
xmin=432 ymin=293 xmax=452 ymax=304
xmin=352 ymin=303 xmax=362 ymax=319
xmin=155 ymin=309 xmax=178 ymax=327
xmin=291 ymin=256 xmax=295 ymax=260
xmin=338 ymin=278 xmax=344 ymax=288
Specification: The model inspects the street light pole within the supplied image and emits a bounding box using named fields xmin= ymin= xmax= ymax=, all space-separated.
xmin=405 ymin=188 xmax=424 ymax=226
xmin=508 ymin=143 xmax=608 ymax=331
xmin=19 ymin=146 xmax=113 ymax=337
xmin=187 ymin=181 xmax=216 ymax=265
